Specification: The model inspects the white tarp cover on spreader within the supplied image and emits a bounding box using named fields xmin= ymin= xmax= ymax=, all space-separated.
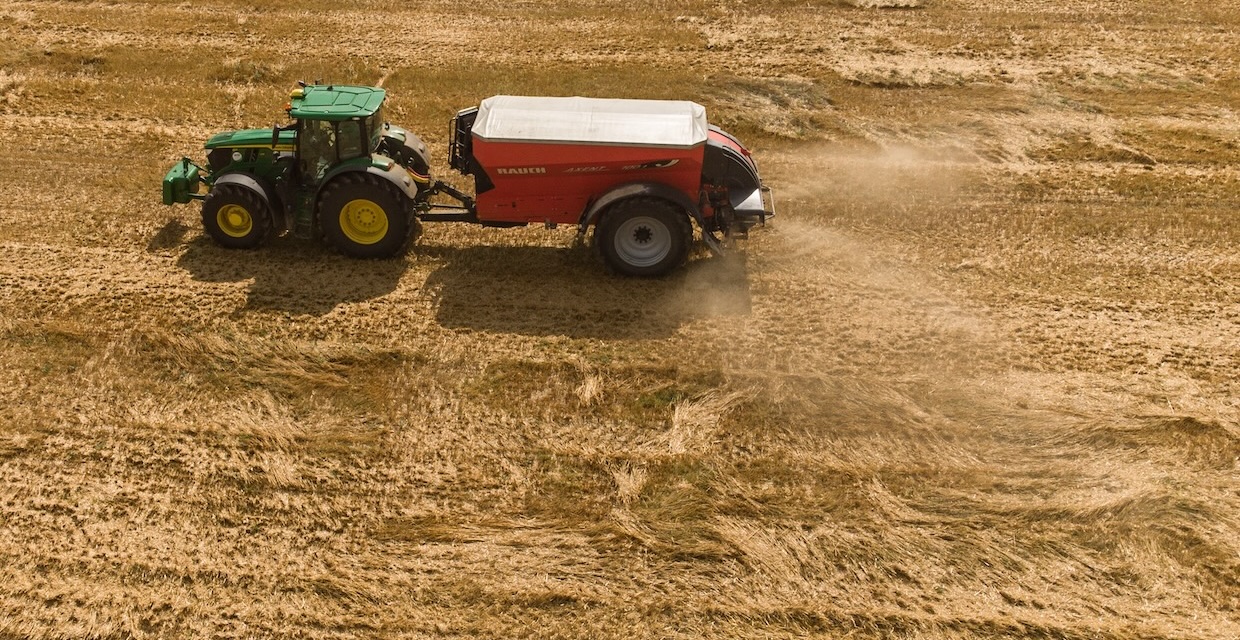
xmin=472 ymin=95 xmax=708 ymax=148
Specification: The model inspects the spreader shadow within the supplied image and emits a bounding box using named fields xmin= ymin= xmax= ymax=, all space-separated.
xmin=175 ymin=235 xmax=408 ymax=316
xmin=421 ymin=243 xmax=752 ymax=340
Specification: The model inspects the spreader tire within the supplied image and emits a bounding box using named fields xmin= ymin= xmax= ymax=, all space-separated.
xmin=201 ymin=183 xmax=271 ymax=249
xmin=318 ymin=173 xmax=411 ymax=259
xmin=595 ymin=197 xmax=691 ymax=277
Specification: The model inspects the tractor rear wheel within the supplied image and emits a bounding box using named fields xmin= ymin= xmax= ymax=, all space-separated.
xmin=201 ymin=184 xmax=271 ymax=249
xmin=318 ymin=173 xmax=411 ymax=259
xmin=595 ymin=197 xmax=691 ymax=277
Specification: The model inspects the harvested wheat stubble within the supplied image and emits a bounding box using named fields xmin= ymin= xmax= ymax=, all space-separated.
xmin=0 ymin=0 xmax=1237 ymax=638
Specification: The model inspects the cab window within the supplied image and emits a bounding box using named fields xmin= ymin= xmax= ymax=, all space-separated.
xmin=367 ymin=108 xmax=383 ymax=153
xmin=299 ymin=119 xmax=336 ymax=182
xmin=338 ymin=120 xmax=364 ymax=160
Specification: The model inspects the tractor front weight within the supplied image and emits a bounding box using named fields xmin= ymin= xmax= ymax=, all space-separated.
xmin=161 ymin=158 xmax=207 ymax=205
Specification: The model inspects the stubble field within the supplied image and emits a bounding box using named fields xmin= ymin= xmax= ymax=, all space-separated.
xmin=0 ymin=0 xmax=1237 ymax=638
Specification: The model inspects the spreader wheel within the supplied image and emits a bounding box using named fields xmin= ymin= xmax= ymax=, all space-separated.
xmin=595 ymin=197 xmax=691 ymax=277
xmin=201 ymin=184 xmax=271 ymax=249
xmin=318 ymin=173 xmax=412 ymax=258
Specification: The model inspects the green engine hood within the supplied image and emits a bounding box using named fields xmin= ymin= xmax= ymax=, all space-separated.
xmin=205 ymin=128 xmax=296 ymax=151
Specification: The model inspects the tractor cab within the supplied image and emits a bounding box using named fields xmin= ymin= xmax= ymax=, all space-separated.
xmin=285 ymin=84 xmax=387 ymax=185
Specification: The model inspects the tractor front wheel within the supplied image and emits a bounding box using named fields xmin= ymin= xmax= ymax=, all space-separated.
xmin=595 ymin=197 xmax=692 ymax=277
xmin=318 ymin=173 xmax=412 ymax=259
xmin=201 ymin=184 xmax=271 ymax=249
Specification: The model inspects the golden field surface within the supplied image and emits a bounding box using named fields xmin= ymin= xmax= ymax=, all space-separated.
xmin=1 ymin=0 xmax=1238 ymax=637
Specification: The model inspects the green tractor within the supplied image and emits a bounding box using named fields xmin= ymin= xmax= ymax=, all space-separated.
xmin=162 ymin=83 xmax=437 ymax=258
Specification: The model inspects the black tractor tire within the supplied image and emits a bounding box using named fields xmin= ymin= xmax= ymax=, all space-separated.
xmin=380 ymin=139 xmax=431 ymax=177
xmin=595 ymin=197 xmax=692 ymax=277
xmin=200 ymin=183 xmax=272 ymax=249
xmin=317 ymin=173 xmax=412 ymax=259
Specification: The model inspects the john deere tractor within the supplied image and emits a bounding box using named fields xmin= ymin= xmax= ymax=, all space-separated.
xmin=162 ymin=83 xmax=436 ymax=258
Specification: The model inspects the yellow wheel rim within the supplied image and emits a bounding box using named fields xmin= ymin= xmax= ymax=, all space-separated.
xmin=339 ymin=198 xmax=389 ymax=245
xmin=217 ymin=204 xmax=253 ymax=238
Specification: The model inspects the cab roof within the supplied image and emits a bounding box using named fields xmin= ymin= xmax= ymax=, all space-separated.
xmin=288 ymin=84 xmax=385 ymax=121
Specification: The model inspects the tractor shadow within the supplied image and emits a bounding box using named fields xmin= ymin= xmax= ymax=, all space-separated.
xmin=421 ymin=242 xmax=752 ymax=340
xmin=174 ymin=233 xmax=407 ymax=316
